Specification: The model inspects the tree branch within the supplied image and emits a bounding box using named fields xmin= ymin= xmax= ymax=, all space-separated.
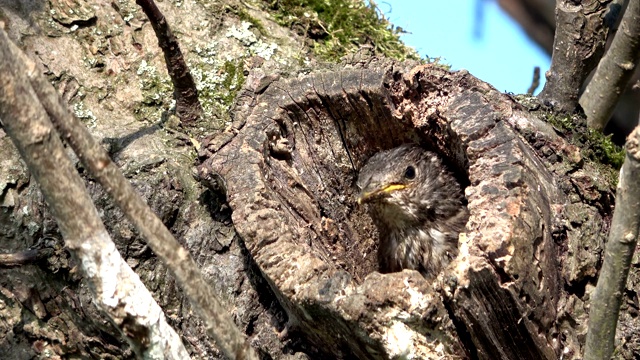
xmin=4 ymin=29 xmax=258 ymax=360
xmin=0 ymin=248 xmax=54 ymax=268
xmin=584 ymin=125 xmax=640 ymax=359
xmin=538 ymin=0 xmax=613 ymax=113
xmin=0 ymin=29 xmax=191 ymax=360
xmin=580 ymin=0 xmax=640 ymax=130
xmin=527 ymin=66 xmax=541 ymax=95
xmin=136 ymin=0 xmax=203 ymax=124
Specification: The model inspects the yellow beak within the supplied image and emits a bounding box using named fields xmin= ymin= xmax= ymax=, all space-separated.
xmin=357 ymin=184 xmax=406 ymax=204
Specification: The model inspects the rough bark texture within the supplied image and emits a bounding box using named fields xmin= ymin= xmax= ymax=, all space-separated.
xmin=539 ymin=0 xmax=613 ymax=113
xmin=580 ymin=0 xmax=640 ymax=130
xmin=1 ymin=1 xmax=299 ymax=358
xmin=7 ymin=26 xmax=256 ymax=358
xmin=135 ymin=0 xmax=203 ymax=125
xmin=0 ymin=29 xmax=191 ymax=359
xmin=584 ymin=126 xmax=640 ymax=360
xmin=1 ymin=1 xmax=640 ymax=359
xmin=196 ymin=58 xmax=637 ymax=359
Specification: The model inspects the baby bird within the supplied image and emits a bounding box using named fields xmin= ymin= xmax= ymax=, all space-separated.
xmin=356 ymin=145 xmax=468 ymax=277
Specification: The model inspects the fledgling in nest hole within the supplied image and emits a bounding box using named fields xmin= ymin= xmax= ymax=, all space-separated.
xmin=356 ymin=144 xmax=469 ymax=278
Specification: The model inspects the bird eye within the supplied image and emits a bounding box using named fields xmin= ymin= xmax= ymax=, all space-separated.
xmin=404 ymin=165 xmax=416 ymax=180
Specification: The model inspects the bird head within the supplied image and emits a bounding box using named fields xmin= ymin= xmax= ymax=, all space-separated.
xmin=356 ymin=145 xmax=440 ymax=223
xmin=356 ymin=144 xmax=468 ymax=276
xmin=356 ymin=163 xmax=418 ymax=204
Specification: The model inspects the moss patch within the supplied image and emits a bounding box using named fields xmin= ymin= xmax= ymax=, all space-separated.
xmin=132 ymin=59 xmax=174 ymax=123
xmin=543 ymin=112 xmax=625 ymax=170
xmin=189 ymin=43 xmax=247 ymax=129
xmin=268 ymin=0 xmax=419 ymax=61
xmin=512 ymin=95 xmax=625 ymax=171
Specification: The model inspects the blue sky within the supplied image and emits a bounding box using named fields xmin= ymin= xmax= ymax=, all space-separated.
xmin=381 ymin=0 xmax=551 ymax=95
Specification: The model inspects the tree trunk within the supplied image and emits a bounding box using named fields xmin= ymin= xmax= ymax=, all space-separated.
xmin=196 ymin=60 xmax=634 ymax=359
xmin=1 ymin=1 xmax=638 ymax=359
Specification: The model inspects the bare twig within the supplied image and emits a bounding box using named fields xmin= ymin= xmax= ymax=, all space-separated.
xmin=527 ymin=66 xmax=541 ymax=95
xmin=584 ymin=125 xmax=640 ymax=359
xmin=580 ymin=0 xmax=640 ymax=130
xmin=0 ymin=30 xmax=191 ymax=359
xmin=7 ymin=28 xmax=258 ymax=360
xmin=538 ymin=0 xmax=613 ymax=113
xmin=0 ymin=248 xmax=54 ymax=268
xmin=136 ymin=0 xmax=203 ymax=124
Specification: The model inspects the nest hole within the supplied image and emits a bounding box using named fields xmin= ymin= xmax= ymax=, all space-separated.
xmin=260 ymin=71 xmax=469 ymax=283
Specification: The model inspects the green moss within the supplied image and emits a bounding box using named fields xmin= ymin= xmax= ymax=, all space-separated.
xmin=189 ymin=58 xmax=245 ymax=129
xmin=543 ymin=112 xmax=625 ymax=169
xmin=221 ymin=60 xmax=245 ymax=105
xmin=131 ymin=59 xmax=174 ymax=123
xmin=269 ymin=0 xmax=419 ymax=61
xmin=545 ymin=113 xmax=577 ymax=132
xmin=588 ymin=129 xmax=625 ymax=169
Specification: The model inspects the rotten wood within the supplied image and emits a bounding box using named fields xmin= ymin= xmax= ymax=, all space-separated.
xmin=3 ymin=1 xmax=640 ymax=358
xmin=196 ymin=60 xmax=635 ymax=359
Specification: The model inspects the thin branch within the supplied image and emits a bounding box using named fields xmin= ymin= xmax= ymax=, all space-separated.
xmin=0 ymin=248 xmax=54 ymax=268
xmin=538 ymin=0 xmax=613 ymax=113
xmin=136 ymin=0 xmax=203 ymax=124
xmin=580 ymin=0 xmax=640 ymax=130
xmin=0 ymin=30 xmax=191 ymax=360
xmin=7 ymin=28 xmax=258 ymax=360
xmin=584 ymin=125 xmax=640 ymax=359
xmin=527 ymin=66 xmax=541 ymax=95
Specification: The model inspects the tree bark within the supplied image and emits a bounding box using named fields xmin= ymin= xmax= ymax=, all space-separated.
xmin=579 ymin=0 xmax=640 ymax=130
xmin=538 ymin=0 xmax=613 ymax=113
xmin=0 ymin=28 xmax=190 ymax=360
xmin=1 ymin=1 xmax=640 ymax=359
xmin=584 ymin=126 xmax=640 ymax=360
xmin=196 ymin=60 xmax=633 ymax=359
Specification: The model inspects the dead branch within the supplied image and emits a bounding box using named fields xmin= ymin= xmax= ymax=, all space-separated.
xmin=136 ymin=0 xmax=203 ymax=124
xmin=527 ymin=66 xmax=541 ymax=95
xmin=0 ymin=29 xmax=191 ymax=360
xmin=3 ymin=31 xmax=259 ymax=360
xmin=0 ymin=248 xmax=54 ymax=268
